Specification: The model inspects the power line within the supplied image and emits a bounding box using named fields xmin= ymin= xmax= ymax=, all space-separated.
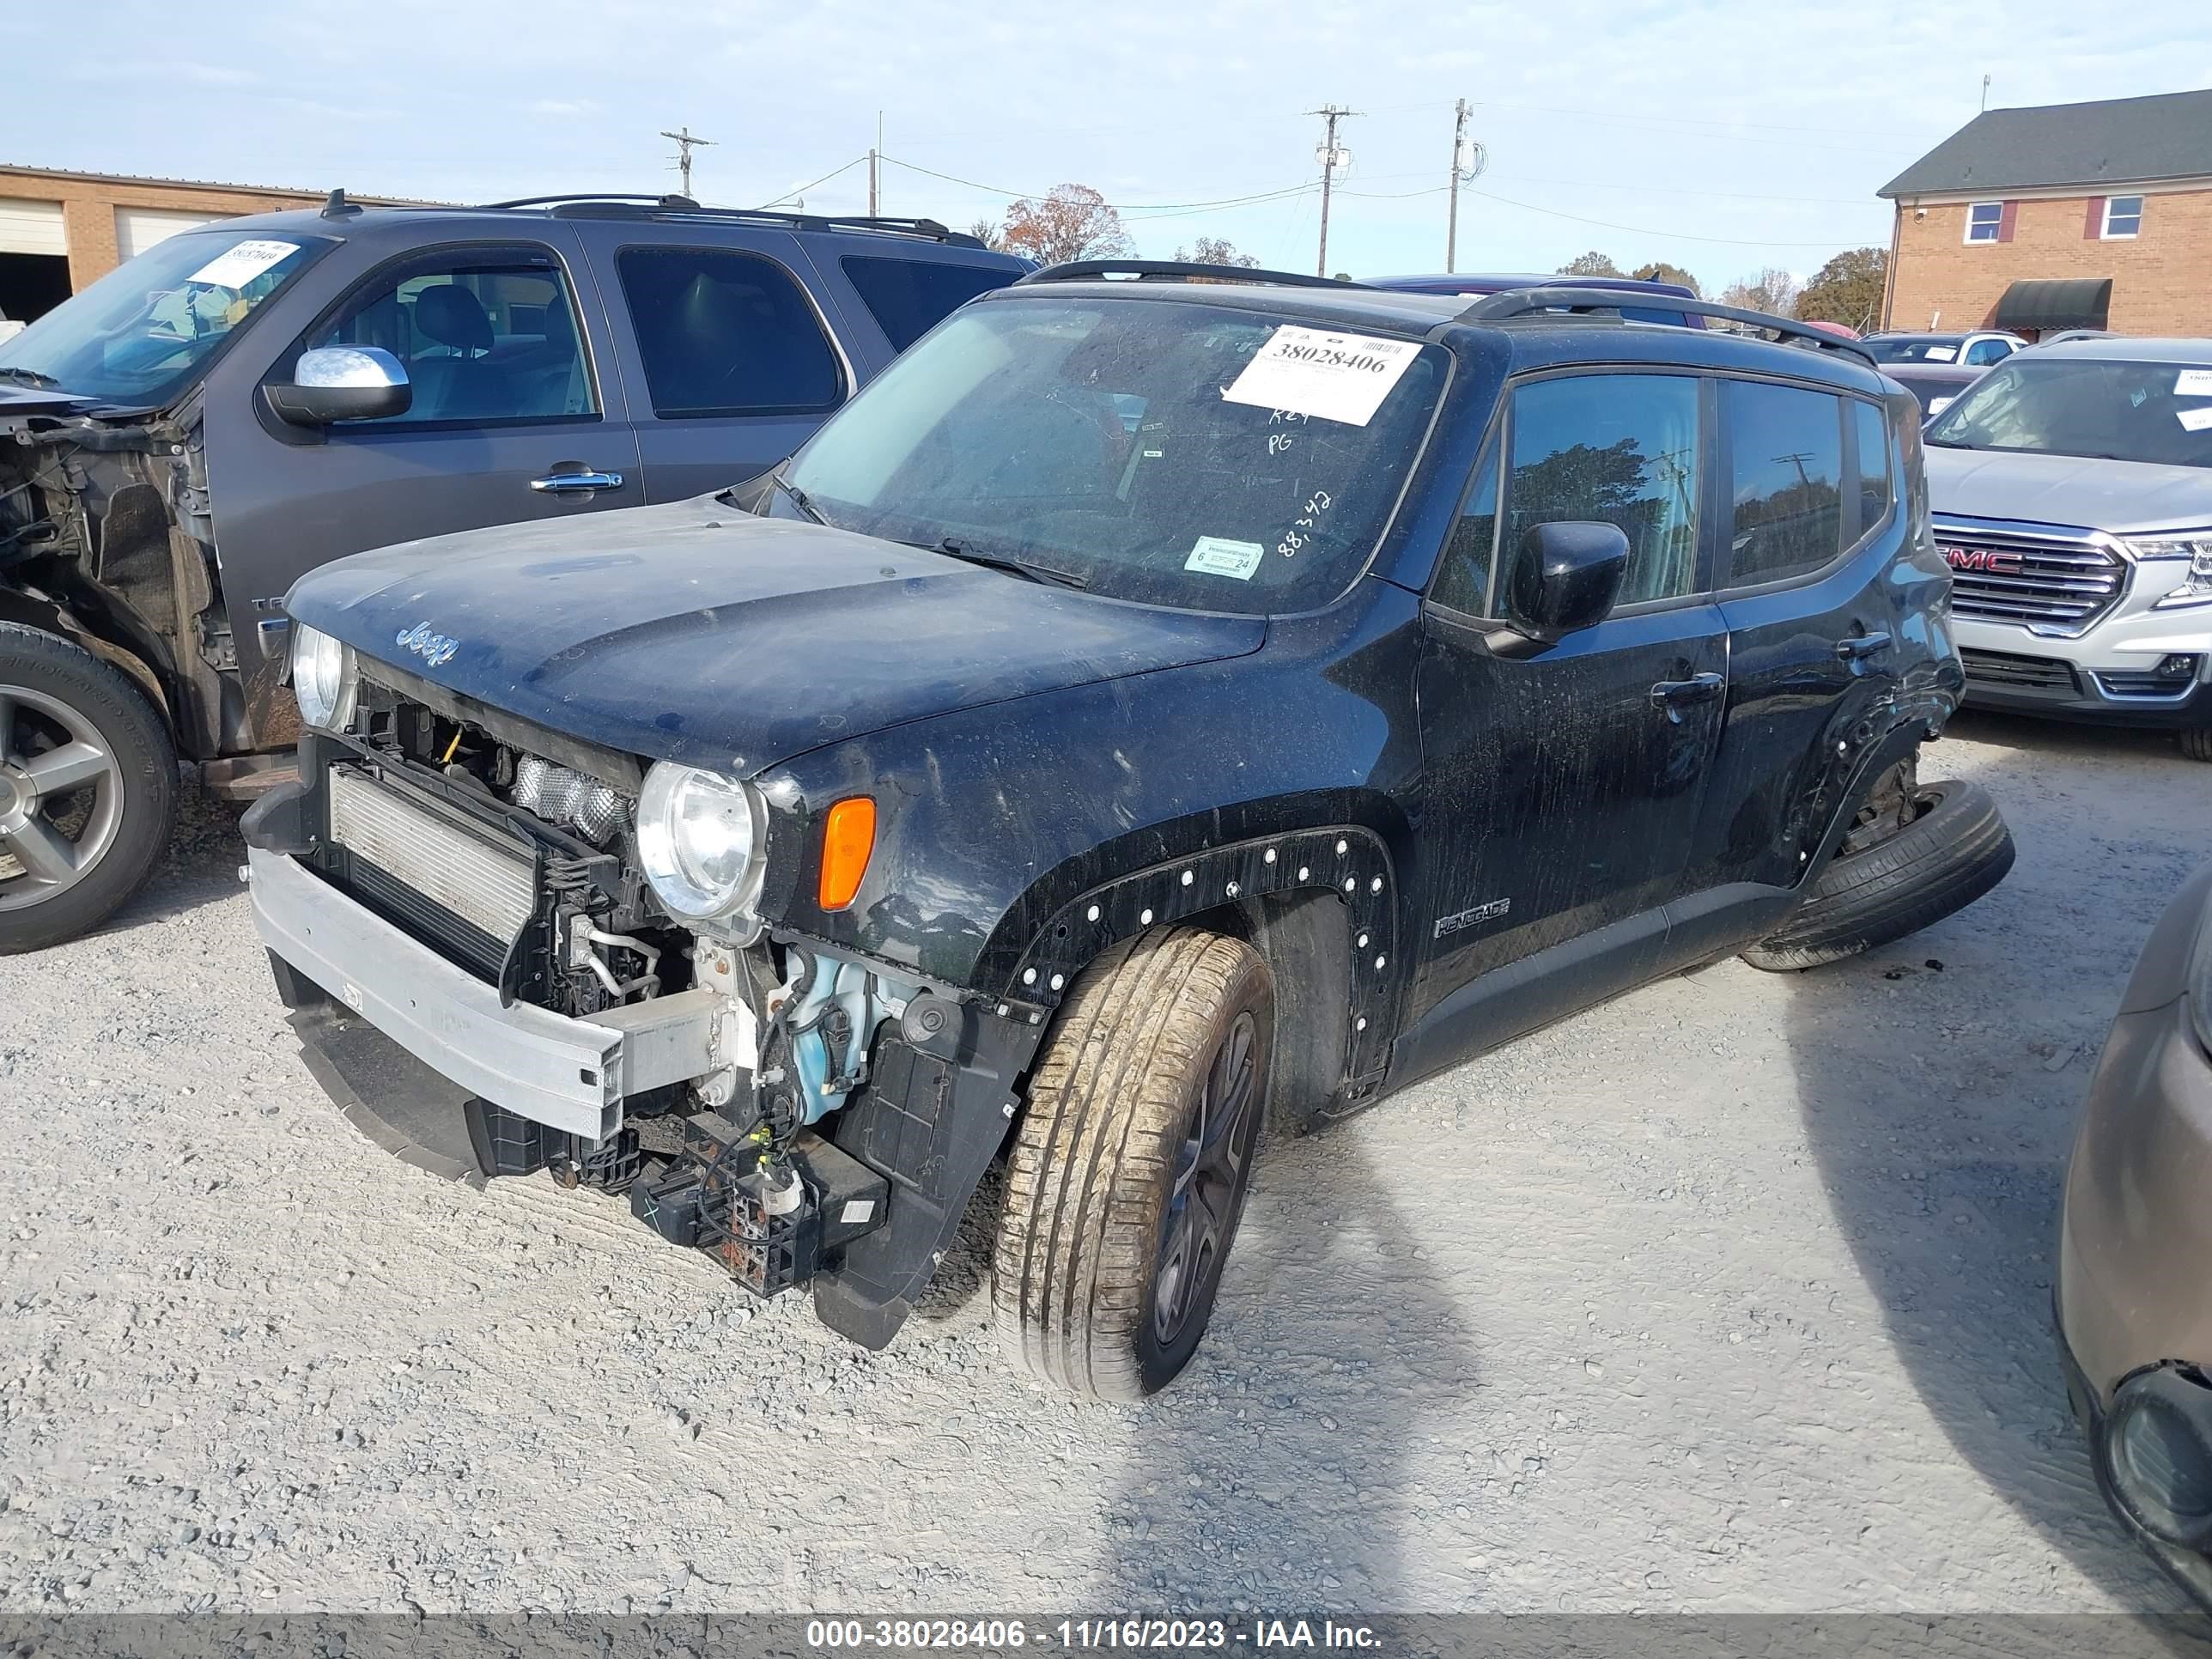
xmin=1466 ymin=185 xmax=1876 ymax=247
xmin=877 ymin=155 xmax=1313 ymax=213
xmin=660 ymin=126 xmax=714 ymax=198
xmin=756 ymin=154 xmax=870 ymax=210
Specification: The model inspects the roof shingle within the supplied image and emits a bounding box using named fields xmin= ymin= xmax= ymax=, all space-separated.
xmin=1880 ymin=88 xmax=2212 ymax=198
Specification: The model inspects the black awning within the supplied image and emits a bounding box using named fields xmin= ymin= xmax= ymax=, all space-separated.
xmin=1993 ymin=277 xmax=2113 ymax=333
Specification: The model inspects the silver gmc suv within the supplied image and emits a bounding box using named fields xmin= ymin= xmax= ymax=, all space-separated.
xmin=1923 ymin=337 xmax=2212 ymax=761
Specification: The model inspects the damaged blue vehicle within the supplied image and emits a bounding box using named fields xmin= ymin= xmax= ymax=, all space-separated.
xmin=242 ymin=263 xmax=2013 ymax=1397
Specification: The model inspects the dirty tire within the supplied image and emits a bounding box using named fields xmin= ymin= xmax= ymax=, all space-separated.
xmin=0 ymin=623 xmax=176 ymax=954
xmin=2181 ymin=727 xmax=2212 ymax=763
xmin=993 ymin=927 xmax=1273 ymax=1401
xmin=1741 ymin=779 xmax=2013 ymax=971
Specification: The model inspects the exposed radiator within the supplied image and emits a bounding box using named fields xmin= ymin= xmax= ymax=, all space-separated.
xmin=327 ymin=767 xmax=537 ymax=946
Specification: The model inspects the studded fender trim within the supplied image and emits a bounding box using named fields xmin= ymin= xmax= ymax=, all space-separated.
xmin=1006 ymin=826 xmax=1400 ymax=1084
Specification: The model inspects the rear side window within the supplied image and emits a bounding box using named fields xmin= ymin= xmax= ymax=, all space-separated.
xmin=1504 ymin=374 xmax=1702 ymax=605
xmin=616 ymin=246 xmax=844 ymax=418
xmin=1724 ymin=380 xmax=1844 ymax=586
xmin=1852 ymin=399 xmax=1892 ymax=536
xmin=841 ymin=257 xmax=1018 ymax=352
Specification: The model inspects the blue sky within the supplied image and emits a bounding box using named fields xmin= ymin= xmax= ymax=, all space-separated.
xmin=9 ymin=0 xmax=2210 ymax=286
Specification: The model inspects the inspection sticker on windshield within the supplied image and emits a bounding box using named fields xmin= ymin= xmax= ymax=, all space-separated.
xmin=187 ymin=240 xmax=299 ymax=291
xmin=2176 ymin=369 xmax=2212 ymax=397
xmin=1222 ymin=325 xmax=1421 ymax=427
xmin=2179 ymin=406 xmax=2212 ymax=433
xmin=1923 ymin=344 xmax=1957 ymax=362
xmin=1185 ymin=537 xmax=1266 ymax=580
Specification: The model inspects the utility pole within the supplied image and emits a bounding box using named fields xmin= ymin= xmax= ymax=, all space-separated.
xmin=661 ymin=126 xmax=714 ymax=199
xmin=1980 ymin=73 xmax=1992 ymax=112
xmin=1445 ymin=100 xmax=1486 ymax=274
xmin=869 ymin=110 xmax=882 ymax=215
xmin=1310 ymin=105 xmax=1357 ymax=277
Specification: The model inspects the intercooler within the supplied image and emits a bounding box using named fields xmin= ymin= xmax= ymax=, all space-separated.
xmin=325 ymin=766 xmax=537 ymax=977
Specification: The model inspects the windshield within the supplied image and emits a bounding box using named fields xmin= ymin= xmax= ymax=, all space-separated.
xmin=779 ymin=295 xmax=1448 ymax=614
xmin=1924 ymin=356 xmax=2212 ymax=468
xmin=0 ymin=229 xmax=323 ymax=406
xmin=1862 ymin=337 xmax=1966 ymax=364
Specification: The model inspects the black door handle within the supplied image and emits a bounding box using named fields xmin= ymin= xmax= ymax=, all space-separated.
xmin=1650 ymin=672 xmax=1725 ymax=707
xmin=1835 ymin=630 xmax=1893 ymax=660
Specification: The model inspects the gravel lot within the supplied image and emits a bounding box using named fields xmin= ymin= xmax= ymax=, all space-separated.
xmin=0 ymin=711 xmax=2204 ymax=1616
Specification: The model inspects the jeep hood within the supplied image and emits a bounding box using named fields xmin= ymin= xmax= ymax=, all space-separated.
xmin=285 ymin=495 xmax=1268 ymax=773
xmin=1924 ymin=444 xmax=2212 ymax=537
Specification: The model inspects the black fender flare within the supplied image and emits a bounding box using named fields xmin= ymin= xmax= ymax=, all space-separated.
xmin=1000 ymin=823 xmax=1403 ymax=1090
xmin=1796 ymin=716 xmax=1939 ymax=886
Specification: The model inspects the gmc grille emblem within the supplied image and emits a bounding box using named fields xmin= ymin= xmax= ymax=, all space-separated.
xmin=1942 ymin=545 xmax=2024 ymax=574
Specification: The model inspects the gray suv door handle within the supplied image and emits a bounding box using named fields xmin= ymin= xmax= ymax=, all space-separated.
xmin=1650 ymin=672 xmax=1725 ymax=707
xmin=1835 ymin=630 xmax=1893 ymax=660
xmin=531 ymin=470 xmax=624 ymax=494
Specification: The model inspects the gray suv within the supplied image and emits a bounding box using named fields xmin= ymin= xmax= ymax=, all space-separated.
xmin=0 ymin=192 xmax=1024 ymax=949
xmin=1925 ymin=337 xmax=2212 ymax=759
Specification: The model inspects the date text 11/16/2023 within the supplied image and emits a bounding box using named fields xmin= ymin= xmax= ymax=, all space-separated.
xmin=804 ymin=1619 xmax=1383 ymax=1650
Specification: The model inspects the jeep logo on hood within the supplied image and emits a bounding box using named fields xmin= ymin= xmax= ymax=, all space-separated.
xmin=396 ymin=622 xmax=460 ymax=667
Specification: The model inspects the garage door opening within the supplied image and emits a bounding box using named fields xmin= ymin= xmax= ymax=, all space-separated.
xmin=0 ymin=252 xmax=70 ymax=327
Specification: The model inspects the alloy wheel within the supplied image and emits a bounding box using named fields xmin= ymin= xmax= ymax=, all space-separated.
xmin=1153 ymin=1009 xmax=1262 ymax=1347
xmin=0 ymin=685 xmax=125 ymax=912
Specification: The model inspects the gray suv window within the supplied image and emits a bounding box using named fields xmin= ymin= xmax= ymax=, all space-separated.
xmin=840 ymin=256 xmax=1017 ymax=351
xmin=306 ymin=252 xmax=595 ymax=426
xmin=616 ymin=246 xmax=844 ymax=418
xmin=1725 ymin=380 xmax=1843 ymax=586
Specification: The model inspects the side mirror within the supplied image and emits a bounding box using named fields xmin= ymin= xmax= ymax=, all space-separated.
xmin=264 ymin=345 xmax=410 ymax=427
xmin=1501 ymin=520 xmax=1630 ymax=647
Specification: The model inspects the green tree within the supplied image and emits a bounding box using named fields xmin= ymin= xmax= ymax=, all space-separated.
xmin=1795 ymin=246 xmax=1888 ymax=332
xmin=1632 ymin=261 xmax=1702 ymax=296
xmin=1173 ymin=236 xmax=1260 ymax=268
xmin=966 ymin=217 xmax=1006 ymax=252
xmin=1556 ymin=250 xmax=1623 ymax=277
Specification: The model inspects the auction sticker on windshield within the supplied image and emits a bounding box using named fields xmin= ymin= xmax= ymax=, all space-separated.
xmin=2179 ymin=406 xmax=2212 ymax=433
xmin=1222 ymin=325 xmax=1421 ymax=427
xmin=2176 ymin=369 xmax=2212 ymax=397
xmin=1186 ymin=537 xmax=1266 ymax=579
xmin=187 ymin=240 xmax=300 ymax=292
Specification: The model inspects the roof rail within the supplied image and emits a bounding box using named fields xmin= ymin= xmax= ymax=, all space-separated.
xmin=1018 ymin=259 xmax=1366 ymax=290
xmin=478 ymin=192 xmax=700 ymax=210
xmin=468 ymin=196 xmax=988 ymax=247
xmin=1460 ymin=285 xmax=1878 ymax=367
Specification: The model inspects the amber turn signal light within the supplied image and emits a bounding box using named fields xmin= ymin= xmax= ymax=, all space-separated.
xmin=818 ymin=797 xmax=877 ymax=911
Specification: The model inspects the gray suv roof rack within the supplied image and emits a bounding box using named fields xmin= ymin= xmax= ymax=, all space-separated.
xmin=1462 ymin=285 xmax=1878 ymax=367
xmin=1018 ymin=259 xmax=1365 ymax=290
xmin=469 ymin=194 xmax=986 ymax=247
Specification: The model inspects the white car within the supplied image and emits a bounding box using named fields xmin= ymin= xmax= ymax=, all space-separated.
xmin=1925 ymin=336 xmax=2212 ymax=761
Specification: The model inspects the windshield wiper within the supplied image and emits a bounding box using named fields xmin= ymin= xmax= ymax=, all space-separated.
xmin=918 ymin=537 xmax=1089 ymax=590
xmin=0 ymin=366 xmax=62 ymax=390
xmin=771 ymin=470 xmax=823 ymax=524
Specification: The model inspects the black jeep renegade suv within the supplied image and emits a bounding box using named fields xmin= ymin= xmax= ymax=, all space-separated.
xmin=240 ymin=264 xmax=2013 ymax=1397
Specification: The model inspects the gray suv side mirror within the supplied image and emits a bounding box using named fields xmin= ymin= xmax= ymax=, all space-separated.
xmin=265 ymin=345 xmax=411 ymax=426
xmin=1500 ymin=520 xmax=1631 ymax=647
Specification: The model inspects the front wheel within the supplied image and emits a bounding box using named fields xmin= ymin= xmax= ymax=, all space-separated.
xmin=0 ymin=623 xmax=177 ymax=954
xmin=993 ymin=928 xmax=1273 ymax=1400
xmin=2181 ymin=727 xmax=2212 ymax=763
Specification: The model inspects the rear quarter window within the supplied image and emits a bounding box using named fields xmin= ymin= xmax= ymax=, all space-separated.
xmin=840 ymin=257 xmax=1020 ymax=352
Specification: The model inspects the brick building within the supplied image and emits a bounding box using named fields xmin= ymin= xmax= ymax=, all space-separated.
xmin=1877 ymin=88 xmax=2212 ymax=338
xmin=0 ymin=166 xmax=414 ymax=325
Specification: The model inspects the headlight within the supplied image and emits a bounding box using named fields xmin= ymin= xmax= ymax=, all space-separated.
xmin=635 ymin=763 xmax=764 ymax=922
xmin=2127 ymin=533 xmax=2212 ymax=609
xmin=288 ymin=623 xmax=354 ymax=729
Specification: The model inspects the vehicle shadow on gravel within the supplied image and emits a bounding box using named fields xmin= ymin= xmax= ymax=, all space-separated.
xmin=99 ymin=793 xmax=248 ymax=935
xmin=1783 ymin=722 xmax=2198 ymax=1608
xmin=1085 ymin=1132 xmax=1480 ymax=1609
